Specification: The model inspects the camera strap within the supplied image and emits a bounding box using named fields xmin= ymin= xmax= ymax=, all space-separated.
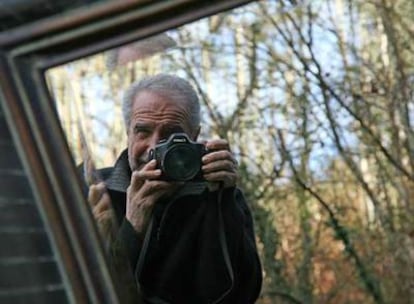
xmin=211 ymin=183 xmax=235 ymax=304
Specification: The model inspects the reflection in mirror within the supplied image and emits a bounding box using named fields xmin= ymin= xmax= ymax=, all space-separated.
xmin=46 ymin=0 xmax=414 ymax=303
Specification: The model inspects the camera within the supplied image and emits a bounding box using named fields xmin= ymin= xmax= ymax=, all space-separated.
xmin=148 ymin=133 xmax=207 ymax=181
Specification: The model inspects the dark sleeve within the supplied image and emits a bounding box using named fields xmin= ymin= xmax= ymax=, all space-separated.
xmin=221 ymin=187 xmax=263 ymax=303
xmin=116 ymin=218 xmax=144 ymax=270
xmin=107 ymin=218 xmax=144 ymax=303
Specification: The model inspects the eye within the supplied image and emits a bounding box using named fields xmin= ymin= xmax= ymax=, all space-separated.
xmin=133 ymin=125 xmax=152 ymax=137
xmin=162 ymin=126 xmax=184 ymax=138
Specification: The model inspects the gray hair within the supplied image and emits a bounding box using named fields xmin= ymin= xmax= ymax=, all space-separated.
xmin=122 ymin=74 xmax=201 ymax=132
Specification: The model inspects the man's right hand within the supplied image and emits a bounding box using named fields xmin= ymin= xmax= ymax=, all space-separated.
xmin=126 ymin=159 xmax=179 ymax=235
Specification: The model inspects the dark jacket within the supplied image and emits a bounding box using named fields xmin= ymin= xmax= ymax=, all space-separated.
xmin=93 ymin=149 xmax=262 ymax=304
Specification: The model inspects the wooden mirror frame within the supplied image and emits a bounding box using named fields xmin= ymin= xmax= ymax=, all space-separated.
xmin=0 ymin=1 xmax=252 ymax=302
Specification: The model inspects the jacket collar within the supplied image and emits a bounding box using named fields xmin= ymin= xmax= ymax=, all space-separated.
xmin=105 ymin=149 xmax=131 ymax=193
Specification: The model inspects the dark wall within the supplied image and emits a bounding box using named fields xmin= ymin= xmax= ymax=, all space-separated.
xmin=0 ymin=107 xmax=69 ymax=304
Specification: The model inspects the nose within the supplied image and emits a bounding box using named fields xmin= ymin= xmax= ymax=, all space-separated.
xmin=145 ymin=133 xmax=161 ymax=154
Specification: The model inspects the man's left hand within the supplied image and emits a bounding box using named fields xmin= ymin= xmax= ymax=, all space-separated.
xmin=202 ymin=138 xmax=238 ymax=190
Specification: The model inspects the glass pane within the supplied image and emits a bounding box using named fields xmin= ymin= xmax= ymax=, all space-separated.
xmin=46 ymin=1 xmax=414 ymax=303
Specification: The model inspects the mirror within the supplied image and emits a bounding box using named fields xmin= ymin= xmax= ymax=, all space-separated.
xmin=46 ymin=0 xmax=414 ymax=302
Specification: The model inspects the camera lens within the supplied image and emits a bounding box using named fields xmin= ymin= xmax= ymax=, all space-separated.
xmin=162 ymin=144 xmax=201 ymax=181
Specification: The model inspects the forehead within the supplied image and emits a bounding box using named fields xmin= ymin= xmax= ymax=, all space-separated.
xmin=130 ymin=90 xmax=193 ymax=129
xmin=132 ymin=90 xmax=184 ymax=113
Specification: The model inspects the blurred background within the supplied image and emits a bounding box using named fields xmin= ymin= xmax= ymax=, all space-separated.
xmin=46 ymin=0 xmax=414 ymax=303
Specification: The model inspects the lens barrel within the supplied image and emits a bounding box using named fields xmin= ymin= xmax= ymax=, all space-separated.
xmin=161 ymin=144 xmax=202 ymax=181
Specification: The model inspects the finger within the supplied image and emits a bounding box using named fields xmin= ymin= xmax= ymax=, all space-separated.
xmin=205 ymin=139 xmax=230 ymax=151
xmin=95 ymin=209 xmax=115 ymax=223
xmin=96 ymin=214 xmax=117 ymax=241
xmin=126 ymin=180 xmax=172 ymax=210
xmin=129 ymin=171 xmax=145 ymax=193
xmin=130 ymin=160 xmax=161 ymax=191
xmin=92 ymin=191 xmax=112 ymax=215
xmin=88 ymin=182 xmax=107 ymax=207
xmin=94 ymin=210 xmax=117 ymax=239
xmin=202 ymin=150 xmax=236 ymax=164
xmin=204 ymin=171 xmax=237 ymax=188
xmin=203 ymin=171 xmax=237 ymax=181
xmin=138 ymin=180 xmax=177 ymax=198
xmin=126 ymin=181 xmax=177 ymax=230
xmin=202 ymin=159 xmax=236 ymax=174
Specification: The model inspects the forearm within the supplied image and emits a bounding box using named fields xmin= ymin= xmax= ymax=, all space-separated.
xmin=105 ymin=218 xmax=144 ymax=303
xmin=113 ymin=217 xmax=145 ymax=270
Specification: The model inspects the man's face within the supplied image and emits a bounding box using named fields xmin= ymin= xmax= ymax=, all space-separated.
xmin=127 ymin=90 xmax=198 ymax=172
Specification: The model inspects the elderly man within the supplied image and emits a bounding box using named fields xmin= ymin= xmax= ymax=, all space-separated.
xmin=88 ymin=74 xmax=262 ymax=303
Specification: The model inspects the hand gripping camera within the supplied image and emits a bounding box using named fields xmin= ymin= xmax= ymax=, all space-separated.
xmin=148 ymin=133 xmax=207 ymax=182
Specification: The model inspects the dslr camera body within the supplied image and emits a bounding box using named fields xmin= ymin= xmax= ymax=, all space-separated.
xmin=149 ymin=133 xmax=207 ymax=182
